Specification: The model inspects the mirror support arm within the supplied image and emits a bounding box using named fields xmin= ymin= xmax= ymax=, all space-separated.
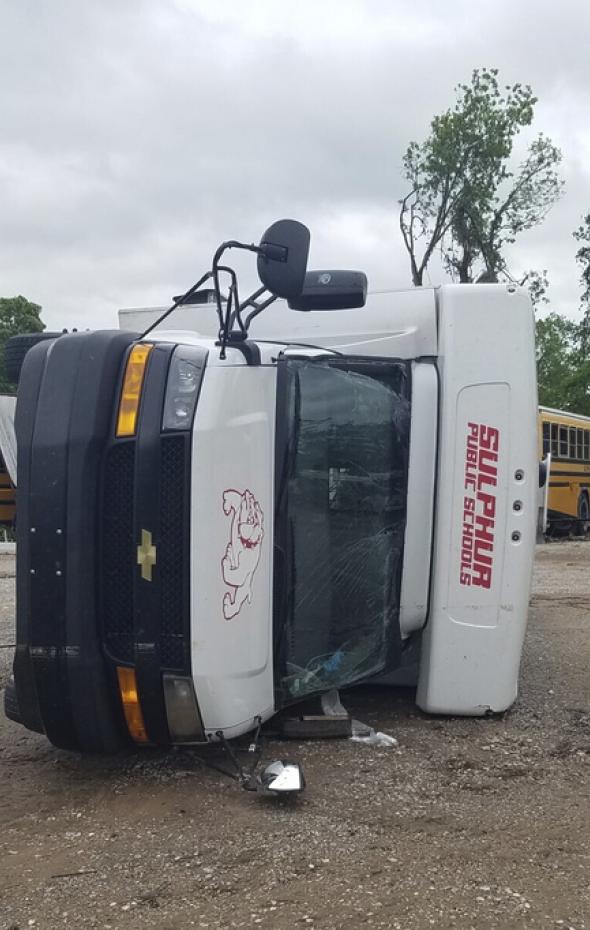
xmin=215 ymin=264 xmax=244 ymax=358
xmin=140 ymin=269 xmax=214 ymax=338
xmin=212 ymin=241 xmax=268 ymax=357
xmin=244 ymin=294 xmax=278 ymax=329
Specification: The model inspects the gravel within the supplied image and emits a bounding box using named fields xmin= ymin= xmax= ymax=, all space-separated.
xmin=0 ymin=542 xmax=589 ymax=930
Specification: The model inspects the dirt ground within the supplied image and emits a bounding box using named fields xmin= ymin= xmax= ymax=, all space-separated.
xmin=0 ymin=543 xmax=589 ymax=930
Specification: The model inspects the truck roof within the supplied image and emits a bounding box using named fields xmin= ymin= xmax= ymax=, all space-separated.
xmin=123 ymin=287 xmax=438 ymax=360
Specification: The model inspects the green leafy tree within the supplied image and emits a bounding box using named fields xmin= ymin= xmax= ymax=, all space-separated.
xmin=536 ymin=313 xmax=578 ymax=409
xmin=536 ymin=217 xmax=590 ymax=415
xmin=564 ymin=355 xmax=590 ymax=415
xmin=400 ymin=68 xmax=564 ymax=287
xmin=536 ymin=313 xmax=590 ymax=416
xmin=574 ymin=212 xmax=590 ymax=344
xmin=0 ymin=296 xmax=45 ymax=393
xmin=521 ymin=269 xmax=549 ymax=308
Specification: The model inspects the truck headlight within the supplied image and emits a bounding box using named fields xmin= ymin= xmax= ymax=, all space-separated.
xmin=162 ymin=346 xmax=207 ymax=431
xmin=163 ymin=675 xmax=206 ymax=742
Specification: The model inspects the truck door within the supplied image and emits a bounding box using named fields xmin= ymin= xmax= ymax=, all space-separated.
xmin=273 ymin=356 xmax=412 ymax=704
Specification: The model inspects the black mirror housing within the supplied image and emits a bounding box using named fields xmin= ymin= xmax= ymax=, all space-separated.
xmin=257 ymin=220 xmax=310 ymax=300
xmin=288 ymin=270 xmax=368 ymax=311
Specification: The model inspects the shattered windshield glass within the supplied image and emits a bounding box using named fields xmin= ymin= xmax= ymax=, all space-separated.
xmin=274 ymin=357 xmax=411 ymax=704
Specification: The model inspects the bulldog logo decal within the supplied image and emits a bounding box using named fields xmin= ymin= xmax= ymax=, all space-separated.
xmin=221 ymin=489 xmax=264 ymax=620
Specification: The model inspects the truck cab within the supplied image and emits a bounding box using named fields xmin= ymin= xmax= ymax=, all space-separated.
xmin=8 ymin=221 xmax=538 ymax=752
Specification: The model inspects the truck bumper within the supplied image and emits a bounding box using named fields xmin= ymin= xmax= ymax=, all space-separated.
xmin=14 ymin=331 xmax=137 ymax=751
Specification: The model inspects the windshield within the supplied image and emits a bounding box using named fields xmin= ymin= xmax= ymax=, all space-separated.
xmin=274 ymin=357 xmax=411 ymax=704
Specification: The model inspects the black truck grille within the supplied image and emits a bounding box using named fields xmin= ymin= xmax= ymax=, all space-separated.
xmin=159 ymin=436 xmax=188 ymax=669
xmin=101 ymin=435 xmax=189 ymax=671
xmin=102 ymin=441 xmax=135 ymax=663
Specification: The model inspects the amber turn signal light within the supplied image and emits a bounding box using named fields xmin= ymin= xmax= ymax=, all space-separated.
xmin=117 ymin=666 xmax=149 ymax=744
xmin=116 ymin=343 xmax=153 ymax=437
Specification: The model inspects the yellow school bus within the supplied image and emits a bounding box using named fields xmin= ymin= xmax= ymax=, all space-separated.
xmin=0 ymin=452 xmax=16 ymax=526
xmin=539 ymin=406 xmax=590 ymax=533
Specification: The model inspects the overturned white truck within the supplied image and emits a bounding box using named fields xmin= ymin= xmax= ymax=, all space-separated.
xmin=7 ymin=220 xmax=538 ymax=752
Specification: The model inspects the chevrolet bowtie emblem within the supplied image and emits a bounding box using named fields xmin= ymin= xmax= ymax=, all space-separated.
xmin=137 ymin=529 xmax=157 ymax=582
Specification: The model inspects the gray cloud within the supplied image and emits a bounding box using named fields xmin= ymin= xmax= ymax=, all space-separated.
xmin=0 ymin=0 xmax=588 ymax=329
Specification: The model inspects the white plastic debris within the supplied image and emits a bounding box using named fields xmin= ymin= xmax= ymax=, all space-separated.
xmin=321 ymin=689 xmax=398 ymax=748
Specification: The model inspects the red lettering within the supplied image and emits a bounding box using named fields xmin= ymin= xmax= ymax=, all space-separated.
xmin=475 ymin=513 xmax=494 ymax=544
xmin=479 ymin=425 xmax=499 ymax=452
xmin=478 ymin=447 xmax=498 ymax=472
xmin=459 ymin=422 xmax=499 ymax=589
xmin=477 ymin=491 xmax=496 ymax=519
xmin=477 ymin=470 xmax=497 ymax=491
xmin=473 ymin=537 xmax=493 ymax=566
xmin=471 ymin=563 xmax=492 ymax=589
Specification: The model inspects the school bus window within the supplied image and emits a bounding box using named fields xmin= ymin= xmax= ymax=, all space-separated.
xmin=569 ymin=427 xmax=576 ymax=459
xmin=577 ymin=428 xmax=583 ymax=460
xmin=559 ymin=426 xmax=568 ymax=457
xmin=542 ymin=422 xmax=550 ymax=454
xmin=551 ymin=423 xmax=559 ymax=456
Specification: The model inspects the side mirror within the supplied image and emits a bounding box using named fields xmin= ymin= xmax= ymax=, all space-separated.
xmin=257 ymin=220 xmax=310 ymax=300
xmin=288 ymin=270 xmax=368 ymax=311
xmin=256 ymin=760 xmax=306 ymax=796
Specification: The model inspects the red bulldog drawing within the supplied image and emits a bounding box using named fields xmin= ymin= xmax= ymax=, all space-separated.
xmin=221 ymin=488 xmax=264 ymax=620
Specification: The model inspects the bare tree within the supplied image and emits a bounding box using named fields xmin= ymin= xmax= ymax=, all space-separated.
xmin=399 ymin=69 xmax=563 ymax=288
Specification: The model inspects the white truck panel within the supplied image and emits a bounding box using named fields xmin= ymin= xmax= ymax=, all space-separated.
xmin=119 ymin=304 xmax=220 ymax=333
xmin=190 ymin=365 xmax=276 ymax=737
xmin=250 ymin=289 xmax=437 ymax=359
xmin=399 ymin=362 xmax=438 ymax=635
xmin=121 ymin=289 xmax=438 ymax=360
xmin=417 ymin=285 xmax=538 ymax=714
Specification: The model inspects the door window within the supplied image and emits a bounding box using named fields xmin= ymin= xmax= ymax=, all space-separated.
xmin=275 ymin=358 xmax=411 ymax=703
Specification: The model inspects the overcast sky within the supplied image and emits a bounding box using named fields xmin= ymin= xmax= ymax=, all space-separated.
xmin=0 ymin=0 xmax=589 ymax=330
